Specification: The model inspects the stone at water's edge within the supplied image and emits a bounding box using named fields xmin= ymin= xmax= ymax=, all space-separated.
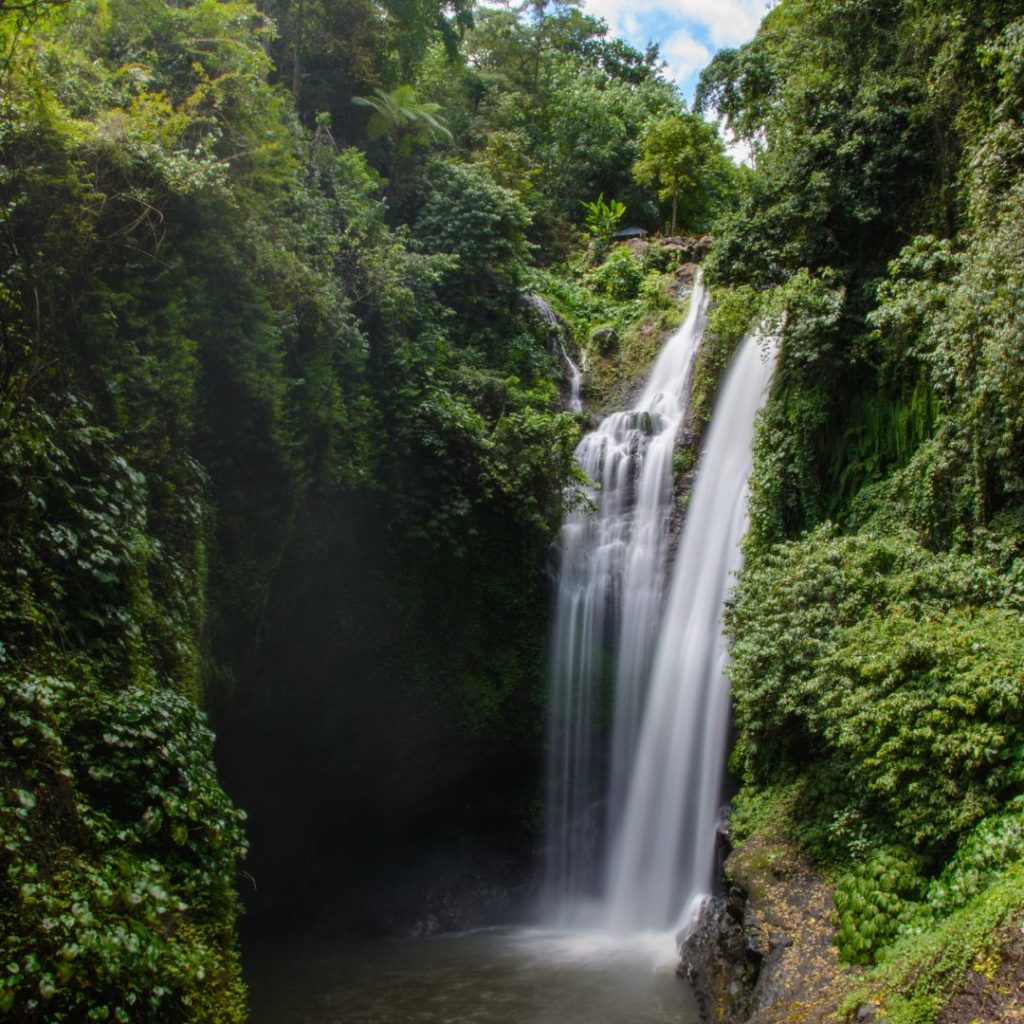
xmin=678 ymin=892 xmax=763 ymax=1024
xmin=679 ymin=817 xmax=851 ymax=1024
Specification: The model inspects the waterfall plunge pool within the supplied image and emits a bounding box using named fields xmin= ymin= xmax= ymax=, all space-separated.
xmin=246 ymin=927 xmax=700 ymax=1024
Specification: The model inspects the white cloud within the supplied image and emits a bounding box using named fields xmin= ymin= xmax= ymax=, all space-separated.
xmin=659 ymin=30 xmax=713 ymax=87
xmin=671 ymin=0 xmax=767 ymax=46
xmin=582 ymin=0 xmax=768 ymax=57
xmin=724 ymin=131 xmax=755 ymax=166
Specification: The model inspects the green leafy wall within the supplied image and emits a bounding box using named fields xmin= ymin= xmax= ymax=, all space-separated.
xmin=702 ymin=0 xmax=1024 ymax=1009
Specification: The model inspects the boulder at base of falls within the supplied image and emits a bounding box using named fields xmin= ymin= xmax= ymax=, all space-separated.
xmin=678 ymin=891 xmax=764 ymax=1024
xmin=680 ymin=811 xmax=852 ymax=1024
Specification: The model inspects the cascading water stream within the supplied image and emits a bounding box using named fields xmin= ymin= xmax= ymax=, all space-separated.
xmin=545 ymin=280 xmax=777 ymax=935
xmin=545 ymin=278 xmax=709 ymax=913
xmin=560 ymin=342 xmax=583 ymax=414
xmin=522 ymin=289 xmax=583 ymax=414
xmin=603 ymin=330 xmax=777 ymax=933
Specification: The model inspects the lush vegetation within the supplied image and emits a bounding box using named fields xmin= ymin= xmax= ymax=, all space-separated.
xmin=0 ymin=0 xmax=737 ymax=1018
xmin=707 ymin=0 xmax=1024 ymax=1016
xmin=16 ymin=0 xmax=1024 ymax=1018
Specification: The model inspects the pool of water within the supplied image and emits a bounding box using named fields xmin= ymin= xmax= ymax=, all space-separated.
xmin=246 ymin=927 xmax=700 ymax=1024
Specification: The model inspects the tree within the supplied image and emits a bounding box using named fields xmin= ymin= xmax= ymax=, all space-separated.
xmin=0 ymin=0 xmax=67 ymax=63
xmin=353 ymin=84 xmax=452 ymax=188
xmin=0 ymin=0 xmax=66 ymax=15
xmin=632 ymin=113 xmax=727 ymax=235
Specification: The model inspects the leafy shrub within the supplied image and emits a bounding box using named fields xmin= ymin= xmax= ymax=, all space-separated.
xmin=826 ymin=606 xmax=1024 ymax=852
xmin=0 ymin=674 xmax=246 ymax=1022
xmin=579 ymin=193 xmax=626 ymax=243
xmin=638 ymin=270 xmax=672 ymax=310
xmin=927 ymin=797 xmax=1024 ymax=915
xmin=727 ymin=527 xmax=1014 ymax=863
xmin=586 ymin=246 xmax=645 ymax=301
xmin=411 ymin=158 xmax=532 ymax=296
xmin=842 ymin=860 xmax=1024 ymax=1024
xmin=834 ymin=848 xmax=929 ymax=965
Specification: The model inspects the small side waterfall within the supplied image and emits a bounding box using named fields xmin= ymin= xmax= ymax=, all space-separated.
xmin=560 ymin=342 xmax=583 ymax=414
xmin=545 ymin=284 xmax=776 ymax=934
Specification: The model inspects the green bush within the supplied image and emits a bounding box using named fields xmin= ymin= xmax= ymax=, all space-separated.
xmin=586 ymin=246 xmax=645 ymax=301
xmin=727 ymin=527 xmax=1015 ymax=862
xmin=843 ymin=860 xmax=1024 ymax=1024
xmin=833 ymin=848 xmax=929 ymax=965
xmin=927 ymin=797 xmax=1024 ymax=916
xmin=0 ymin=674 xmax=246 ymax=1022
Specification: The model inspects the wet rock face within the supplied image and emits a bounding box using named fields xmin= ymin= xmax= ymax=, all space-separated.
xmin=670 ymin=263 xmax=701 ymax=300
xmin=678 ymin=891 xmax=764 ymax=1024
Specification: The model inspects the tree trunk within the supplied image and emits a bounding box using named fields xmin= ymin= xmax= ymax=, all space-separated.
xmin=671 ymin=191 xmax=678 ymax=236
xmin=291 ymin=0 xmax=305 ymax=106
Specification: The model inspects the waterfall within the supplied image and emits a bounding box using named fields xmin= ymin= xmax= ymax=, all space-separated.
xmin=545 ymin=278 xmax=708 ymax=912
xmin=560 ymin=342 xmax=583 ymax=414
xmin=603 ymin=331 xmax=776 ymax=932
xmin=545 ymin=283 xmax=776 ymax=934
xmin=521 ymin=290 xmax=583 ymax=413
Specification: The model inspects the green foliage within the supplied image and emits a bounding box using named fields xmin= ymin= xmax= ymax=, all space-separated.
xmin=728 ymin=783 xmax=796 ymax=846
xmin=926 ymin=797 xmax=1024 ymax=917
xmin=828 ymin=606 xmax=1024 ymax=851
xmin=526 ymin=242 xmax=690 ymax=414
xmin=729 ymin=525 xmax=1024 ymax=974
xmin=448 ymin=4 xmax=717 ymax=243
xmin=834 ymin=849 xmax=929 ymax=965
xmin=689 ymin=284 xmax=763 ymax=428
xmin=0 ymin=671 xmax=246 ymax=1022
xmin=579 ymin=193 xmax=626 ymax=244
xmin=352 ymin=84 xmax=452 ymax=187
xmin=727 ymin=528 xmax=1019 ymax=859
xmin=843 ymin=860 xmax=1024 ymax=1024
xmin=585 ymin=246 xmax=645 ymax=301
xmin=632 ymin=112 xmax=736 ymax=235
xmin=410 ymin=159 xmax=531 ymax=305
xmin=710 ymin=2 xmax=1024 ymax=1013
xmin=1 ymin=0 xmax=578 ymax=1012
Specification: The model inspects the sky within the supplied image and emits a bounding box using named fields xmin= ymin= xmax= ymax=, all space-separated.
xmin=581 ymin=0 xmax=771 ymax=105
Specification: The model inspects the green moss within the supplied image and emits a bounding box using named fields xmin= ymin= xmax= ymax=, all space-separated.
xmin=689 ymin=284 xmax=763 ymax=429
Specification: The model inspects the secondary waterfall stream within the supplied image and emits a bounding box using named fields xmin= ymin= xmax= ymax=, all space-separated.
xmin=546 ymin=282 xmax=777 ymax=935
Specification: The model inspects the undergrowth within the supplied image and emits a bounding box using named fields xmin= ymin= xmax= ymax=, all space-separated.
xmin=530 ymin=240 xmax=688 ymax=413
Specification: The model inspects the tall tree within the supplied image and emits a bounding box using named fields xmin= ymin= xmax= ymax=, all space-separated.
xmin=352 ymin=83 xmax=452 ymax=190
xmin=632 ymin=113 xmax=729 ymax=234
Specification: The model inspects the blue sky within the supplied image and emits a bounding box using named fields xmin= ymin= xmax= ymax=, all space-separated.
xmin=582 ymin=0 xmax=770 ymax=105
